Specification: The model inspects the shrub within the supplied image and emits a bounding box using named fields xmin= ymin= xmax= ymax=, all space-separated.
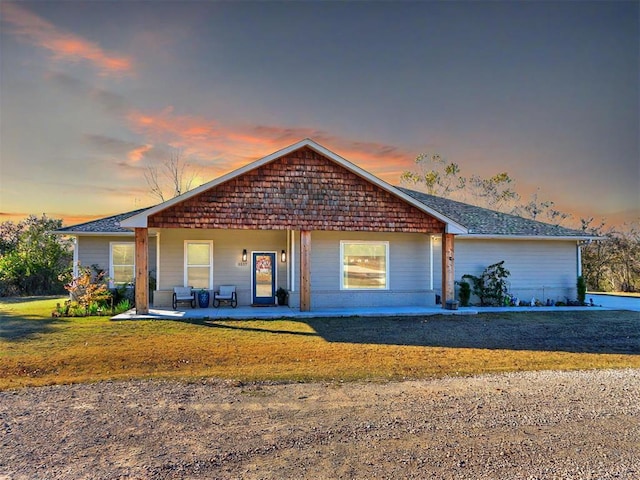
xmin=61 ymin=266 xmax=112 ymax=315
xmin=462 ymin=261 xmax=511 ymax=306
xmin=87 ymin=302 xmax=101 ymax=316
xmin=114 ymin=299 xmax=132 ymax=314
xmin=577 ymin=276 xmax=587 ymax=305
xmin=0 ymin=215 xmax=72 ymax=296
xmin=457 ymin=280 xmax=471 ymax=307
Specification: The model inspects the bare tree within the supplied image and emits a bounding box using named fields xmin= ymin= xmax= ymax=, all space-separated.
xmin=512 ymin=190 xmax=572 ymax=225
xmin=400 ymin=153 xmax=468 ymax=199
xmin=400 ymin=153 xmax=519 ymax=213
xmin=145 ymin=149 xmax=199 ymax=202
xmin=581 ymin=219 xmax=640 ymax=292
xmin=466 ymin=172 xmax=520 ymax=212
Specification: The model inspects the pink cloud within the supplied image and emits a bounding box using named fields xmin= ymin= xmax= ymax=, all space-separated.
xmin=1 ymin=2 xmax=133 ymax=75
xmin=126 ymin=108 xmax=415 ymax=183
xmin=127 ymin=144 xmax=153 ymax=163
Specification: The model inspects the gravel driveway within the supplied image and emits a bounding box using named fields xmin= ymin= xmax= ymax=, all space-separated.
xmin=2 ymin=369 xmax=639 ymax=479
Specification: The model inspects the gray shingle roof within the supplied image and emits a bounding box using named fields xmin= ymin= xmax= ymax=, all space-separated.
xmin=56 ymin=208 xmax=150 ymax=234
xmin=398 ymin=187 xmax=587 ymax=237
xmin=56 ymin=188 xmax=586 ymax=238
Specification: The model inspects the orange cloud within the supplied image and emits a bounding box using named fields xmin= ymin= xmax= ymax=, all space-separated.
xmin=126 ymin=108 xmax=416 ymax=183
xmin=1 ymin=2 xmax=133 ymax=75
xmin=127 ymin=144 xmax=153 ymax=163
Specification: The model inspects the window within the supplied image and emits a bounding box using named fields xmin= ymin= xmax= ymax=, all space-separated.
xmin=184 ymin=241 xmax=213 ymax=289
xmin=341 ymin=241 xmax=389 ymax=290
xmin=110 ymin=242 xmax=135 ymax=286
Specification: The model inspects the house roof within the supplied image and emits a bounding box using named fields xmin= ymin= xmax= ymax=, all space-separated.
xmin=119 ymin=139 xmax=468 ymax=233
xmin=56 ymin=139 xmax=594 ymax=240
xmin=398 ymin=187 xmax=590 ymax=239
xmin=55 ymin=208 xmax=150 ymax=235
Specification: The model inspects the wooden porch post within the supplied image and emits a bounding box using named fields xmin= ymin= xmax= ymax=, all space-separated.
xmin=441 ymin=233 xmax=455 ymax=308
xmin=300 ymin=230 xmax=311 ymax=311
xmin=135 ymin=227 xmax=149 ymax=314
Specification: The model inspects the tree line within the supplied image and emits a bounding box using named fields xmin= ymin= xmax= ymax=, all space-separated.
xmin=0 ymin=215 xmax=72 ymax=296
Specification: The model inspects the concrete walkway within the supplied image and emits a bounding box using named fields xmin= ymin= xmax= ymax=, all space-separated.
xmin=114 ymin=305 xmax=476 ymax=320
xmin=587 ymin=293 xmax=640 ymax=312
xmin=113 ymin=302 xmax=626 ymax=321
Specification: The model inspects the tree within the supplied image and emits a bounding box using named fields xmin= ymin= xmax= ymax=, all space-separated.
xmin=0 ymin=215 xmax=73 ymax=296
xmin=466 ymin=172 xmax=520 ymax=212
xmin=581 ymin=219 xmax=640 ymax=293
xmin=401 ymin=153 xmax=520 ymax=215
xmin=401 ymin=152 xmax=573 ymax=226
xmin=400 ymin=153 xmax=466 ymax=197
xmin=513 ymin=190 xmax=572 ymax=225
xmin=145 ymin=149 xmax=199 ymax=202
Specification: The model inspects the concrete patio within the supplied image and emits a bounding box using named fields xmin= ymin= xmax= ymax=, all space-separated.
xmin=112 ymin=299 xmax=628 ymax=320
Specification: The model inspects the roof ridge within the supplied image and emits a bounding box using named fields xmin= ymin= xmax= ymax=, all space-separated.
xmin=55 ymin=206 xmax=154 ymax=233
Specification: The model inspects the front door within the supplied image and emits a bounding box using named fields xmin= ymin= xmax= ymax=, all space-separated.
xmin=252 ymin=252 xmax=276 ymax=305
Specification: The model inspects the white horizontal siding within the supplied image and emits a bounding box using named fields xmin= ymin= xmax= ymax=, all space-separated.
xmin=156 ymin=229 xmax=288 ymax=306
xmin=309 ymin=231 xmax=434 ymax=308
xmin=76 ymin=235 xmax=156 ymax=276
xmin=433 ymin=236 xmax=579 ymax=303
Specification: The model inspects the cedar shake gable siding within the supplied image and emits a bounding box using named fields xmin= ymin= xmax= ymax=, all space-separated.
xmin=148 ymin=147 xmax=444 ymax=233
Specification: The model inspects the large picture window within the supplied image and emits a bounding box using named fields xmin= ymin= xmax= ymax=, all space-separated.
xmin=341 ymin=241 xmax=389 ymax=290
xmin=184 ymin=241 xmax=213 ymax=289
xmin=110 ymin=242 xmax=135 ymax=286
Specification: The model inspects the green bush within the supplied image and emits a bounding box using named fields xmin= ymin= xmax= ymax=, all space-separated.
xmin=0 ymin=215 xmax=72 ymax=296
xmin=577 ymin=276 xmax=587 ymax=305
xmin=114 ymin=299 xmax=132 ymax=314
xmin=457 ymin=280 xmax=471 ymax=307
xmin=462 ymin=261 xmax=511 ymax=306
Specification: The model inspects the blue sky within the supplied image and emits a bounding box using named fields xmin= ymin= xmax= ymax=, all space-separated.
xmin=1 ymin=1 xmax=638 ymax=227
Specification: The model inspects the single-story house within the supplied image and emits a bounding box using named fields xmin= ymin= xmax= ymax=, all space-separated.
xmin=57 ymin=139 xmax=594 ymax=313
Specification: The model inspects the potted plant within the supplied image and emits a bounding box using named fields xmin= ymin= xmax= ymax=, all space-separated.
xmin=276 ymin=287 xmax=288 ymax=306
xmin=198 ymin=289 xmax=210 ymax=308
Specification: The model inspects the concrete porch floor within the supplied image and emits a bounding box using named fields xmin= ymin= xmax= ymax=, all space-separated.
xmin=112 ymin=302 xmax=618 ymax=321
xmin=114 ymin=304 xmax=476 ymax=320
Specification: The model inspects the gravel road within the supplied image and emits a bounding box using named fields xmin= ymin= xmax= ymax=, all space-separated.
xmin=2 ymin=369 xmax=639 ymax=479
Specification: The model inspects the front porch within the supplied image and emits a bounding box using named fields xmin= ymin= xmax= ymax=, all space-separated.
xmin=112 ymin=302 xmax=613 ymax=321
xmin=122 ymin=141 xmax=464 ymax=315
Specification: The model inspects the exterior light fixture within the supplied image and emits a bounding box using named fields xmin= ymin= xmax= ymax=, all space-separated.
xmin=281 ymin=250 xmax=286 ymax=262
xmin=242 ymin=249 xmax=247 ymax=262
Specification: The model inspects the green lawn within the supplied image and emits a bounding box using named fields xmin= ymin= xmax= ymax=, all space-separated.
xmin=1 ymin=297 xmax=639 ymax=390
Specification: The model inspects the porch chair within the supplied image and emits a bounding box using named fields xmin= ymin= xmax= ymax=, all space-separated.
xmin=173 ymin=286 xmax=196 ymax=310
xmin=213 ymin=285 xmax=237 ymax=308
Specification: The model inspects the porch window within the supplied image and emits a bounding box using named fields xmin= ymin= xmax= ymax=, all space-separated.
xmin=184 ymin=241 xmax=213 ymax=289
xmin=110 ymin=242 xmax=135 ymax=286
xmin=341 ymin=241 xmax=389 ymax=290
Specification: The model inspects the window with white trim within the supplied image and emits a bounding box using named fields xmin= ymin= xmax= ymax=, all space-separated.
xmin=184 ymin=241 xmax=213 ymax=289
xmin=341 ymin=241 xmax=389 ymax=290
xmin=110 ymin=242 xmax=135 ymax=286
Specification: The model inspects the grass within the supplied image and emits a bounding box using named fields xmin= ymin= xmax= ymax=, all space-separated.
xmin=1 ymin=297 xmax=639 ymax=390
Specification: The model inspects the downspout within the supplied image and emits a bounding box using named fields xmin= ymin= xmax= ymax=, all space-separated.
xmin=429 ymin=235 xmax=434 ymax=290
xmin=155 ymin=232 xmax=161 ymax=299
xmin=577 ymin=241 xmax=583 ymax=277
xmin=290 ymin=230 xmax=296 ymax=292
xmin=286 ymin=229 xmax=290 ymax=290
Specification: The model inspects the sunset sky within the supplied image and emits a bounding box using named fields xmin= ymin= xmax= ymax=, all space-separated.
xmin=1 ymin=1 xmax=638 ymax=228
